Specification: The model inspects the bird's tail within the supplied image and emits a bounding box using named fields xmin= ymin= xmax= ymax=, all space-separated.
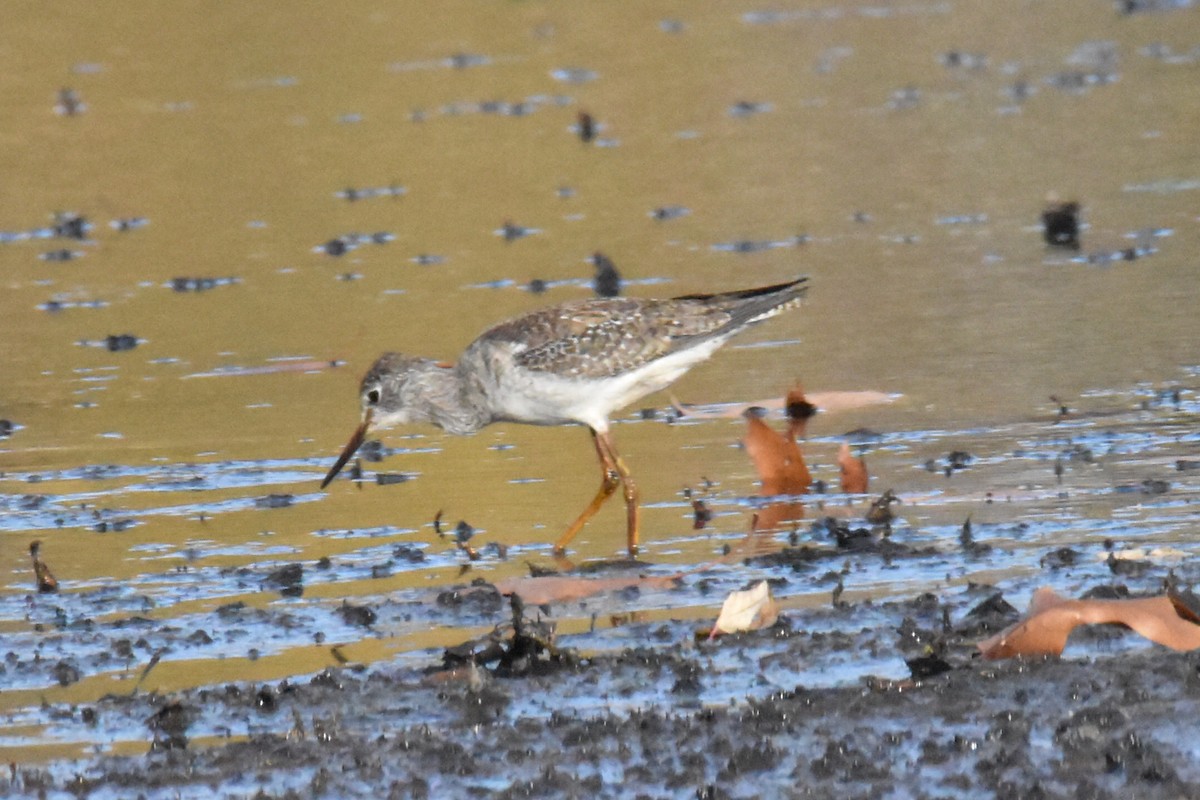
xmin=674 ymin=275 xmax=809 ymax=326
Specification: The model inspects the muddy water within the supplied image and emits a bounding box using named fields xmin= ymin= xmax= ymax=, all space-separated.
xmin=2 ymin=0 xmax=1199 ymax=767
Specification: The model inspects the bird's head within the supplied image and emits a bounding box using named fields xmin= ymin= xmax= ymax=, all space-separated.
xmin=320 ymin=353 xmax=445 ymax=488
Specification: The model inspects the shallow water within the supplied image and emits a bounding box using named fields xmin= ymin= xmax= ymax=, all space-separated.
xmin=2 ymin=0 xmax=1199 ymax=767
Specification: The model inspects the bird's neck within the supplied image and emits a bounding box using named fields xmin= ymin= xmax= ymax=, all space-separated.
xmin=407 ymin=361 xmax=492 ymax=435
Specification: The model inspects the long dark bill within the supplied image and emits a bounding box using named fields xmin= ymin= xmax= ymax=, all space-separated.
xmin=320 ymin=411 xmax=372 ymax=489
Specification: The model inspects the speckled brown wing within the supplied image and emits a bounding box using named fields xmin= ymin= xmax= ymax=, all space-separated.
xmin=482 ymin=276 xmax=807 ymax=379
xmin=499 ymin=297 xmax=735 ymax=379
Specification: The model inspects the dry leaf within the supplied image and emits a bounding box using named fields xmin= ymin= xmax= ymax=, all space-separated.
xmin=1100 ymin=546 xmax=1187 ymax=563
xmin=711 ymin=581 xmax=779 ymax=637
xmin=978 ymin=587 xmax=1200 ymax=659
xmin=492 ymin=574 xmax=677 ymax=606
xmin=743 ymin=409 xmax=810 ymax=496
xmin=838 ymin=443 xmax=869 ymax=494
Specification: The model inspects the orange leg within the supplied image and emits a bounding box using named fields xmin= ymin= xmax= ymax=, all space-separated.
xmin=554 ymin=429 xmax=641 ymax=556
xmin=599 ymin=432 xmax=640 ymax=556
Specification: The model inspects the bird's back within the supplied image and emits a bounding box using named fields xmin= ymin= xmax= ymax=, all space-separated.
xmin=473 ymin=276 xmax=807 ymax=381
xmin=456 ymin=277 xmax=807 ymax=429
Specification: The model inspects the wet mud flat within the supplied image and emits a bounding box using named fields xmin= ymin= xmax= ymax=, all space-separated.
xmin=6 ymin=387 xmax=1200 ymax=798
xmin=11 ymin=615 xmax=1200 ymax=799
xmin=12 ymin=574 xmax=1200 ymax=799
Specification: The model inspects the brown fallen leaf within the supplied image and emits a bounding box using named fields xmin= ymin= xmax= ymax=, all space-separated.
xmin=978 ymin=587 xmax=1200 ymax=659
xmin=838 ymin=442 xmax=869 ymax=494
xmin=492 ymin=574 xmax=678 ymax=606
xmin=743 ymin=408 xmax=810 ymax=496
xmin=710 ymin=580 xmax=779 ymax=637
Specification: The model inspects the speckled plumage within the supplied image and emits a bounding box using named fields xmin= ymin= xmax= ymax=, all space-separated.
xmin=322 ymin=276 xmax=808 ymax=555
xmin=487 ymin=279 xmax=808 ymax=380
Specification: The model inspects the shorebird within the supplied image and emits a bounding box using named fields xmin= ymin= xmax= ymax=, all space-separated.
xmin=321 ymin=276 xmax=808 ymax=555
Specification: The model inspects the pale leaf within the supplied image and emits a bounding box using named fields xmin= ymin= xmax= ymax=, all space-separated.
xmin=712 ymin=581 xmax=779 ymax=637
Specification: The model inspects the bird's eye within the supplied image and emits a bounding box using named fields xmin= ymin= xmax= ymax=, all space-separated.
xmin=366 ymin=388 xmax=381 ymax=405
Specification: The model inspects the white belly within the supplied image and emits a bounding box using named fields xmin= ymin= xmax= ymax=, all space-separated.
xmin=492 ymin=337 xmax=728 ymax=432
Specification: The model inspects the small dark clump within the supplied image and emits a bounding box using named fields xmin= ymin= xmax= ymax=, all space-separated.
xmin=104 ymin=334 xmax=139 ymax=352
xmin=1040 ymin=547 xmax=1079 ymax=569
xmin=40 ymin=248 xmax=80 ymax=262
xmin=1041 ymin=200 xmax=1080 ymax=249
xmin=55 ymin=88 xmax=86 ymax=116
xmin=53 ymin=212 xmax=89 ymax=239
xmin=590 ymin=251 xmax=621 ymax=297
xmin=255 ymin=494 xmax=294 ymax=509
xmin=264 ymin=563 xmax=304 ymax=597
xmin=577 ymin=111 xmax=596 ymax=143
xmin=30 ymin=540 xmax=59 ymax=593
xmin=321 ymin=238 xmax=348 ymax=256
xmin=147 ymin=702 xmax=193 ymax=751
xmin=337 ymin=601 xmax=377 ymax=628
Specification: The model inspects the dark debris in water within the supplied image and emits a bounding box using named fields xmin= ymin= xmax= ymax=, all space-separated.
xmin=39 ymin=248 xmax=82 ymax=262
xmin=333 ymin=184 xmax=406 ymax=202
xmin=109 ymin=217 xmax=149 ymax=232
xmin=925 ymin=450 xmax=975 ymax=477
xmin=728 ymin=100 xmax=772 ymax=117
xmin=442 ymin=594 xmax=573 ymax=678
xmin=1 ymin=212 xmax=91 ymax=244
xmin=437 ymin=580 xmax=504 ymax=614
xmin=1120 ymin=0 xmax=1197 ymax=14
xmin=315 ymin=232 xmax=395 ymax=257
xmin=710 ymin=235 xmax=806 ymax=254
xmin=1075 ymin=244 xmax=1158 ymax=265
xmin=496 ymin=220 xmax=539 ymax=242
xmin=590 ymin=251 xmax=621 ymax=298
xmin=30 ymin=540 xmax=58 ymax=594
xmin=575 ymin=110 xmax=597 ymax=143
xmin=263 ymin=563 xmax=304 ymax=597
xmin=1041 ymin=547 xmax=1080 ymax=569
xmin=169 ymin=276 xmax=240 ymax=292
xmin=38 ymin=298 xmax=108 ymax=312
xmin=337 ymin=601 xmax=377 ymax=628
xmin=54 ymin=87 xmax=86 ymax=116
xmin=1042 ymin=200 xmax=1081 ymax=249
xmin=92 ymin=516 xmax=135 ymax=533
xmin=254 ymin=493 xmax=294 ymax=509
xmin=649 ymin=205 xmax=690 ymax=221
xmin=146 ymin=701 xmax=194 ymax=751
xmin=95 ymin=334 xmax=139 ymax=352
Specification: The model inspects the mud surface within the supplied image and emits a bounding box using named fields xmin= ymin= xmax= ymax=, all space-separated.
xmin=10 ymin=586 xmax=1200 ymax=799
xmin=5 ymin=385 xmax=1200 ymax=798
